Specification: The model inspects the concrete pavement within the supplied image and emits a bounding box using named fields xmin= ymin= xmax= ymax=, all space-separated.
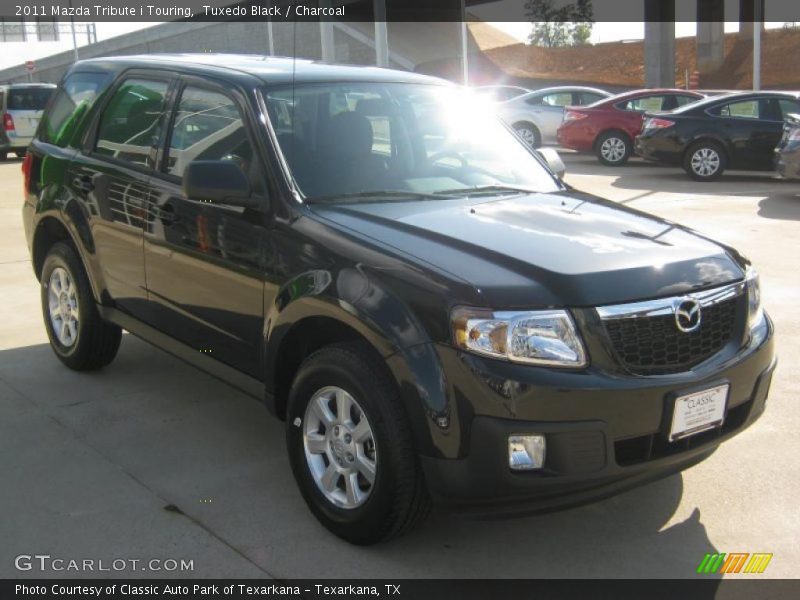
xmin=1 ymin=155 xmax=798 ymax=578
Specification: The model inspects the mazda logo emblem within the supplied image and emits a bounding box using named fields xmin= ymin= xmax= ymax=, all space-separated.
xmin=675 ymin=299 xmax=702 ymax=333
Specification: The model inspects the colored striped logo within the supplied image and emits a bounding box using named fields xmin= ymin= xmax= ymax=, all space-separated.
xmin=697 ymin=553 xmax=773 ymax=574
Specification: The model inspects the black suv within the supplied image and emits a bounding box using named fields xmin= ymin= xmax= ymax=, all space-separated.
xmin=23 ymin=55 xmax=775 ymax=545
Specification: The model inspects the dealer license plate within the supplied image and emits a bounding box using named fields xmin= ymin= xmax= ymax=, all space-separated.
xmin=669 ymin=384 xmax=728 ymax=442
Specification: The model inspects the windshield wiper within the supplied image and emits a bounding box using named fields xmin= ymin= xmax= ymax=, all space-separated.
xmin=307 ymin=190 xmax=455 ymax=204
xmin=431 ymin=184 xmax=540 ymax=197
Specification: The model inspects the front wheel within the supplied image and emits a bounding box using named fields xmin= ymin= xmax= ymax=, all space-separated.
xmin=596 ymin=131 xmax=632 ymax=166
xmin=286 ymin=343 xmax=430 ymax=545
xmin=41 ymin=242 xmax=122 ymax=370
xmin=513 ymin=122 xmax=541 ymax=148
xmin=684 ymin=141 xmax=726 ymax=181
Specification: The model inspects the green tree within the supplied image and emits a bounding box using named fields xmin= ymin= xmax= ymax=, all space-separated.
xmin=526 ymin=0 xmax=594 ymax=47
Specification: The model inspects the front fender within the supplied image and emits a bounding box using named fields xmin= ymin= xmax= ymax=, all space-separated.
xmin=263 ymin=266 xmax=455 ymax=458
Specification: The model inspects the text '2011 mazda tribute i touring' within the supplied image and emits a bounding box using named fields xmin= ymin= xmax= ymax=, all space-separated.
xmin=22 ymin=55 xmax=775 ymax=545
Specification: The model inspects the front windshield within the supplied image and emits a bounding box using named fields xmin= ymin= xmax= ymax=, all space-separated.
xmin=263 ymin=82 xmax=561 ymax=201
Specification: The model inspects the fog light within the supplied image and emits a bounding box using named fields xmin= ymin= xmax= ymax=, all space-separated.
xmin=508 ymin=434 xmax=546 ymax=470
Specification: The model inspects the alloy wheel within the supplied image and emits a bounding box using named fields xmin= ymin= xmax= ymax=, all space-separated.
xmin=691 ymin=147 xmax=721 ymax=178
xmin=600 ymin=137 xmax=627 ymax=162
xmin=516 ymin=126 xmax=537 ymax=147
xmin=303 ymin=386 xmax=377 ymax=509
xmin=47 ymin=266 xmax=79 ymax=347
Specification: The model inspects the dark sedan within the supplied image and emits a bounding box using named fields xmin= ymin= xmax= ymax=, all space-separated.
xmin=775 ymin=112 xmax=800 ymax=179
xmin=635 ymin=91 xmax=800 ymax=181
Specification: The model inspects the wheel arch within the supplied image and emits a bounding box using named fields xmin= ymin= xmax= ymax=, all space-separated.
xmin=264 ymin=292 xmax=452 ymax=459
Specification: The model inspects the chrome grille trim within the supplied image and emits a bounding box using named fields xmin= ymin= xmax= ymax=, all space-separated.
xmin=596 ymin=281 xmax=746 ymax=321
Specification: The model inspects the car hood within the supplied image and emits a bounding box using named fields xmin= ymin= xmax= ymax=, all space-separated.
xmin=310 ymin=191 xmax=744 ymax=307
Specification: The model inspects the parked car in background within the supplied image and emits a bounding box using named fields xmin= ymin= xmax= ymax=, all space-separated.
xmin=775 ymin=112 xmax=800 ymax=180
xmin=0 ymin=83 xmax=56 ymax=160
xmin=473 ymin=84 xmax=530 ymax=102
xmin=497 ymin=86 xmax=611 ymax=148
xmin=635 ymin=91 xmax=800 ymax=181
xmin=557 ymin=88 xmax=704 ymax=165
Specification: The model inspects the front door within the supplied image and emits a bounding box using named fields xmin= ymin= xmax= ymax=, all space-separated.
xmin=143 ymin=80 xmax=270 ymax=377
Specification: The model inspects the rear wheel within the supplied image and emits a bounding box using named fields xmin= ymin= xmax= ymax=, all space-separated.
xmin=513 ymin=122 xmax=541 ymax=148
xmin=684 ymin=141 xmax=726 ymax=181
xmin=41 ymin=242 xmax=122 ymax=370
xmin=286 ymin=343 xmax=430 ymax=545
xmin=596 ymin=130 xmax=632 ymax=166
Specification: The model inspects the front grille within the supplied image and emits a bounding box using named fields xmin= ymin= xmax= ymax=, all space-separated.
xmin=603 ymin=296 xmax=738 ymax=375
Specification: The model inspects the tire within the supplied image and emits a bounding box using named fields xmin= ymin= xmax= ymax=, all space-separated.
xmin=40 ymin=242 xmax=122 ymax=371
xmin=15 ymin=150 xmax=25 ymax=159
xmin=595 ymin=130 xmax=632 ymax=166
xmin=683 ymin=140 xmax=726 ymax=181
xmin=286 ymin=342 xmax=430 ymax=545
xmin=513 ymin=122 xmax=541 ymax=148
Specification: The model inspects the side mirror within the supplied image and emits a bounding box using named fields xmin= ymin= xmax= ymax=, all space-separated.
xmin=536 ymin=147 xmax=566 ymax=179
xmin=182 ymin=160 xmax=256 ymax=207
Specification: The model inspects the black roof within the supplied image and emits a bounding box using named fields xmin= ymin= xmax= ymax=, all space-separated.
xmin=74 ymin=54 xmax=449 ymax=87
xmin=673 ymin=90 xmax=800 ymax=114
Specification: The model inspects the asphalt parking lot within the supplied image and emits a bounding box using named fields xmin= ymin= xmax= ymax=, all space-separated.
xmin=1 ymin=154 xmax=798 ymax=579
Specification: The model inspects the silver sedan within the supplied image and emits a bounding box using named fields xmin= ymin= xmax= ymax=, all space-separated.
xmin=496 ymin=85 xmax=611 ymax=148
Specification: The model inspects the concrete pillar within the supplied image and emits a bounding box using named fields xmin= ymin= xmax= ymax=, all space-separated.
xmin=319 ymin=3 xmax=335 ymax=63
xmin=644 ymin=0 xmax=675 ymax=88
xmin=697 ymin=0 xmax=724 ymax=73
xmin=739 ymin=0 xmax=764 ymax=40
xmin=374 ymin=0 xmax=389 ymax=67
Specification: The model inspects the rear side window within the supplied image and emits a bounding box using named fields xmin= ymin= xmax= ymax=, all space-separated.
xmin=577 ymin=92 xmax=605 ymax=105
xmin=95 ymin=78 xmax=169 ymax=168
xmin=619 ymin=95 xmax=669 ymax=112
xmin=714 ymin=100 xmax=759 ymax=119
xmin=540 ymin=92 xmax=573 ymax=107
xmin=38 ymin=73 xmax=110 ymax=147
xmin=8 ymin=87 xmax=54 ymax=110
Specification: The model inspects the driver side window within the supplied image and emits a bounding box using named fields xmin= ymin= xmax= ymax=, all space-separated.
xmin=164 ymin=86 xmax=254 ymax=182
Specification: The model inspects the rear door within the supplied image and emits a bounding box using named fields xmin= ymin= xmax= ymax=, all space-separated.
xmin=143 ymin=77 xmax=271 ymax=377
xmin=532 ymin=91 xmax=574 ymax=141
xmin=68 ymin=73 xmax=175 ymax=319
xmin=6 ymin=86 xmax=55 ymax=142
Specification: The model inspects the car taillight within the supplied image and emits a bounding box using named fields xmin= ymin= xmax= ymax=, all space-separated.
xmin=644 ymin=117 xmax=675 ymax=131
xmin=22 ymin=152 xmax=32 ymax=195
xmin=3 ymin=113 xmax=14 ymax=131
xmin=564 ymin=111 xmax=588 ymax=122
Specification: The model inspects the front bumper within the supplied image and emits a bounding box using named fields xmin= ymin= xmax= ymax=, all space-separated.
xmin=776 ymin=148 xmax=800 ymax=179
xmin=422 ymin=315 xmax=775 ymax=514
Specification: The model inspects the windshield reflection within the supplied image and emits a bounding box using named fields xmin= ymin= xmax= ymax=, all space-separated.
xmin=263 ymin=82 xmax=561 ymax=202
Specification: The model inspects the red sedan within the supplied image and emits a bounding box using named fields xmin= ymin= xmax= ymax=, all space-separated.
xmin=557 ymin=89 xmax=705 ymax=165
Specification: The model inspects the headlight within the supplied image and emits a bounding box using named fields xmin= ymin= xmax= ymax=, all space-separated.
xmin=452 ymin=308 xmax=587 ymax=367
xmin=746 ymin=267 xmax=763 ymax=327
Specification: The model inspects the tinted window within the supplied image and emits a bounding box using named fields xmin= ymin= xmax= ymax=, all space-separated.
xmin=95 ymin=78 xmax=169 ymax=168
xmin=165 ymin=87 xmax=259 ymax=189
xmin=38 ymin=73 xmax=110 ymax=147
xmin=8 ymin=87 xmax=55 ymax=110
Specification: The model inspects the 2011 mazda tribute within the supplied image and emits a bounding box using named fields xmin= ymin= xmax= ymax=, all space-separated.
xmin=22 ymin=55 xmax=776 ymax=544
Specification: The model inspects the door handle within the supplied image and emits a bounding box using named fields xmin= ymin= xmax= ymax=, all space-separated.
xmin=72 ymin=175 xmax=94 ymax=193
